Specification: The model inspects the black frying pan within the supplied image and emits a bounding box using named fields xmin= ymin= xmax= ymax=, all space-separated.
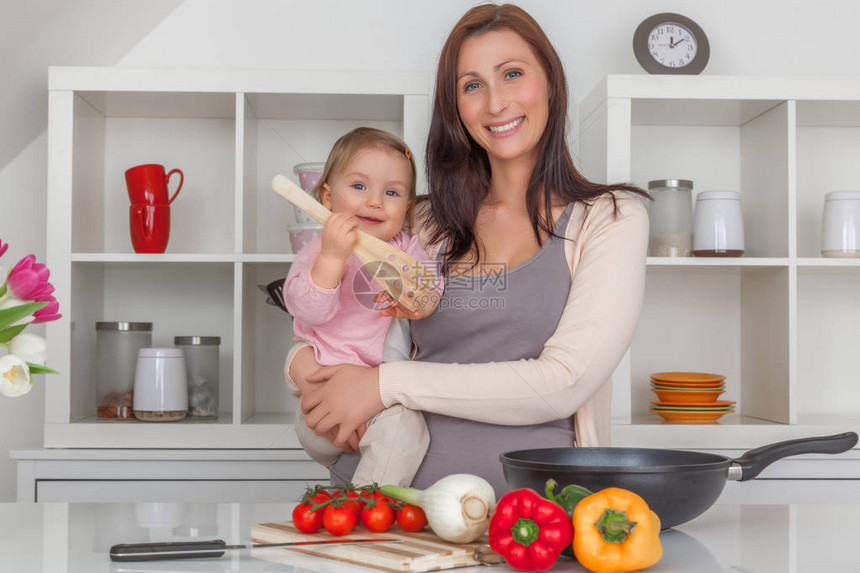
xmin=500 ymin=432 xmax=858 ymax=530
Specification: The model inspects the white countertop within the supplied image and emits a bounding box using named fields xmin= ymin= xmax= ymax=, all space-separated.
xmin=0 ymin=501 xmax=856 ymax=573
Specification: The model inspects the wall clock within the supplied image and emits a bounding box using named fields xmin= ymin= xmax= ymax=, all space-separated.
xmin=633 ymin=13 xmax=709 ymax=75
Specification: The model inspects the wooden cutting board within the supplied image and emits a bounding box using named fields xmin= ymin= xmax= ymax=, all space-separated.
xmin=251 ymin=521 xmax=500 ymax=573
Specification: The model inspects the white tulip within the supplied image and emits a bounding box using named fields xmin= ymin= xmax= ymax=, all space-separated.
xmin=0 ymin=354 xmax=32 ymax=397
xmin=9 ymin=333 xmax=47 ymax=366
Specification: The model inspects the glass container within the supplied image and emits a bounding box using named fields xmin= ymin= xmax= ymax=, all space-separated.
xmin=647 ymin=179 xmax=694 ymax=257
xmin=174 ymin=336 xmax=221 ymax=419
xmin=96 ymin=322 xmax=152 ymax=419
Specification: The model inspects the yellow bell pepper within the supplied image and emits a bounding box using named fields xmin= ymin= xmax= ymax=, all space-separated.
xmin=572 ymin=487 xmax=662 ymax=573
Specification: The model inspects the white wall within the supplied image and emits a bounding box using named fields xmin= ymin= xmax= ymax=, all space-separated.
xmin=2 ymin=0 xmax=860 ymax=501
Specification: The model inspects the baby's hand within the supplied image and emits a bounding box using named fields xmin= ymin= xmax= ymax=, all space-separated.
xmin=375 ymin=290 xmax=438 ymax=320
xmin=320 ymin=212 xmax=358 ymax=261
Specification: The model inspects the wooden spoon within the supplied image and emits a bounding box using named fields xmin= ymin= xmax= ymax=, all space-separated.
xmin=272 ymin=175 xmax=436 ymax=312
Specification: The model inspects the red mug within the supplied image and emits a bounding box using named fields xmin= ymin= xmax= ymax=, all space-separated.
xmin=125 ymin=164 xmax=183 ymax=205
xmin=130 ymin=204 xmax=171 ymax=253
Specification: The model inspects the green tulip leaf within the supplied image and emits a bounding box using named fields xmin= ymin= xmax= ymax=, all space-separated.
xmin=27 ymin=363 xmax=59 ymax=375
xmin=0 ymin=302 xmax=48 ymax=331
xmin=0 ymin=323 xmax=28 ymax=343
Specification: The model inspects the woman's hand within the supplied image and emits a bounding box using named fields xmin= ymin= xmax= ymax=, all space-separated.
xmin=302 ymin=364 xmax=384 ymax=449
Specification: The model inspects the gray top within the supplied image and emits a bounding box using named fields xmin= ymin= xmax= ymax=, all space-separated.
xmin=332 ymin=204 xmax=576 ymax=497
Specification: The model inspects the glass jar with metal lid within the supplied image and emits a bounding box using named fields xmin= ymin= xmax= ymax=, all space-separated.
xmin=96 ymin=322 xmax=152 ymax=419
xmin=647 ymin=179 xmax=694 ymax=257
xmin=174 ymin=336 xmax=221 ymax=419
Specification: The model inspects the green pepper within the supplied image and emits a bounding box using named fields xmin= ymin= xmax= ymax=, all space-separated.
xmin=545 ymin=479 xmax=593 ymax=558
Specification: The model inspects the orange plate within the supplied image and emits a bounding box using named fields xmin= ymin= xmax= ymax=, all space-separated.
xmin=651 ymin=410 xmax=729 ymax=424
xmin=651 ymin=389 xmax=724 ymax=403
xmin=651 ymin=400 xmax=735 ymax=408
xmin=649 ymin=380 xmax=725 ymax=388
xmin=650 ymin=372 xmax=725 ymax=384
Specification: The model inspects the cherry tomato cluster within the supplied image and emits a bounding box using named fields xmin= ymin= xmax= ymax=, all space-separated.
xmin=292 ymin=484 xmax=428 ymax=537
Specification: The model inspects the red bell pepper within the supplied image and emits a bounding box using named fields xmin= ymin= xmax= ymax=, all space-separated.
xmin=489 ymin=488 xmax=574 ymax=571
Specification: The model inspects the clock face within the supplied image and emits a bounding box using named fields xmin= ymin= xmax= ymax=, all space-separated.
xmin=648 ymin=22 xmax=698 ymax=68
xmin=633 ymin=13 xmax=710 ymax=75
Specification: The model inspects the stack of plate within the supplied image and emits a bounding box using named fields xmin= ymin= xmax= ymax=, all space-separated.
xmin=649 ymin=372 xmax=735 ymax=423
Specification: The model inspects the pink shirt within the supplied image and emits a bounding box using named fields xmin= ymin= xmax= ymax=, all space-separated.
xmin=285 ymin=231 xmax=438 ymax=367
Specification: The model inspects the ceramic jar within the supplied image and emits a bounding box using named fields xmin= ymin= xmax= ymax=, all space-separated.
xmin=821 ymin=191 xmax=860 ymax=257
xmin=133 ymin=348 xmax=188 ymax=421
xmin=693 ymin=191 xmax=745 ymax=257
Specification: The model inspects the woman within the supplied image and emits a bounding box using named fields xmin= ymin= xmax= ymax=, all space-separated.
xmin=295 ymin=3 xmax=649 ymax=496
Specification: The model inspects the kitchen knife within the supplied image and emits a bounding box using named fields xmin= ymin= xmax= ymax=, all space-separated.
xmin=110 ymin=537 xmax=404 ymax=562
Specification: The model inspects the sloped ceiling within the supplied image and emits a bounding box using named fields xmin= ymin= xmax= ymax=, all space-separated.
xmin=0 ymin=0 xmax=183 ymax=171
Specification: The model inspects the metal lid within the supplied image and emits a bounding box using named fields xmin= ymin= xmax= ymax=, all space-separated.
xmin=138 ymin=347 xmax=184 ymax=358
xmin=648 ymin=179 xmax=693 ymax=190
xmin=174 ymin=336 xmax=221 ymax=346
xmin=96 ymin=322 xmax=152 ymax=331
xmin=696 ymin=191 xmax=740 ymax=201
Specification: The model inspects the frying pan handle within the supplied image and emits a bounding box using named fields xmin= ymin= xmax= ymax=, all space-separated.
xmin=731 ymin=432 xmax=858 ymax=481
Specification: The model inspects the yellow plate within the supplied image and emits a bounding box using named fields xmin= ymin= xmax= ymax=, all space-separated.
xmin=651 ymin=410 xmax=730 ymax=424
xmin=651 ymin=388 xmax=724 ymax=403
xmin=651 ymin=400 xmax=735 ymax=408
xmin=650 ymin=372 xmax=725 ymax=384
xmin=649 ymin=380 xmax=725 ymax=388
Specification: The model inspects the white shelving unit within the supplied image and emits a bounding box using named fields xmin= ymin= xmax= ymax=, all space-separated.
xmin=581 ymin=75 xmax=860 ymax=448
xmin=45 ymin=67 xmax=430 ymax=448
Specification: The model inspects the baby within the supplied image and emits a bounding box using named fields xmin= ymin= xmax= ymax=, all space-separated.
xmin=284 ymin=127 xmax=440 ymax=486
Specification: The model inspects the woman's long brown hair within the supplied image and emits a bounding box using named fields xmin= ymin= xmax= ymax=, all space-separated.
xmin=423 ymin=3 xmax=647 ymax=271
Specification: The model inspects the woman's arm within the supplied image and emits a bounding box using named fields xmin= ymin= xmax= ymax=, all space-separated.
xmin=377 ymin=195 xmax=648 ymax=425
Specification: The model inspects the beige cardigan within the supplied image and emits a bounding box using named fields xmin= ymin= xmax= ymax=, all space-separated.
xmin=377 ymin=194 xmax=649 ymax=447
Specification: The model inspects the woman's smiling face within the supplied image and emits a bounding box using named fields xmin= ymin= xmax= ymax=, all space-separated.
xmin=455 ymin=29 xmax=550 ymax=167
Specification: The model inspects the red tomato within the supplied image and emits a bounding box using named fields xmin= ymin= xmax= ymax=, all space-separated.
xmin=310 ymin=489 xmax=333 ymax=505
xmin=323 ymin=504 xmax=358 ymax=536
xmin=292 ymin=502 xmax=322 ymax=533
xmin=360 ymin=500 xmax=395 ymax=533
xmin=396 ymin=504 xmax=428 ymax=532
xmin=344 ymin=490 xmax=367 ymax=512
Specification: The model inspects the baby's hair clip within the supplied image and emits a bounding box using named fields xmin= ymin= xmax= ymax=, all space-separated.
xmin=404 ymin=148 xmax=411 ymax=159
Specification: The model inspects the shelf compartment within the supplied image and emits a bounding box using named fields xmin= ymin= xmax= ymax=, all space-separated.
xmin=795 ymin=100 xmax=860 ymax=258
xmin=581 ymin=83 xmax=791 ymax=259
xmin=71 ymin=91 xmax=236 ymax=255
xmin=61 ymin=262 xmax=235 ymax=436
xmin=238 ymin=263 xmax=297 ymax=425
xmin=241 ymin=91 xmax=421 ymax=254
xmin=797 ymin=267 xmax=860 ymax=418
xmin=630 ymin=266 xmax=789 ymax=424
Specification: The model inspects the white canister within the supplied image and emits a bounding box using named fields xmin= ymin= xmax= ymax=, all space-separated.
xmin=821 ymin=191 xmax=860 ymax=258
xmin=133 ymin=348 xmax=188 ymax=422
xmin=693 ymin=191 xmax=745 ymax=257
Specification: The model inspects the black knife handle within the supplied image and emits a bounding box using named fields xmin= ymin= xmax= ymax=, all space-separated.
xmin=109 ymin=540 xmax=227 ymax=562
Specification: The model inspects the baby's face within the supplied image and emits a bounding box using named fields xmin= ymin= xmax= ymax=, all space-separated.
xmin=320 ymin=145 xmax=413 ymax=242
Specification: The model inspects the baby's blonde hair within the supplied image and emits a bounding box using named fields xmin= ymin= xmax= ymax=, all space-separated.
xmin=313 ymin=127 xmax=417 ymax=221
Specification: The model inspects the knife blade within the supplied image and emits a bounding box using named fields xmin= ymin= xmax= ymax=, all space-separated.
xmin=110 ymin=537 xmax=404 ymax=562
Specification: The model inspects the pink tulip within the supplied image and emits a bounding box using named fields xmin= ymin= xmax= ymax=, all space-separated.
xmin=0 ymin=238 xmax=7 ymax=257
xmin=31 ymin=294 xmax=62 ymax=324
xmin=7 ymin=255 xmax=54 ymax=301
